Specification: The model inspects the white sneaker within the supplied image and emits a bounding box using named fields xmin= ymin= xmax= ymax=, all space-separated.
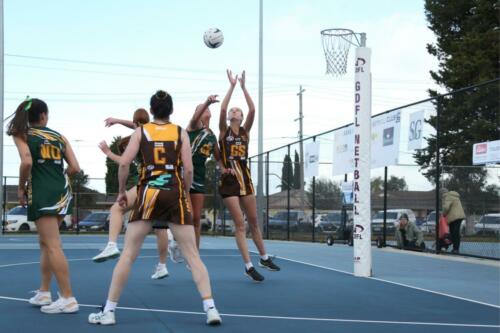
xmin=40 ymin=294 xmax=79 ymax=314
xmin=88 ymin=309 xmax=116 ymax=325
xmin=169 ymin=241 xmax=184 ymax=263
xmin=93 ymin=243 xmax=120 ymax=263
xmin=151 ymin=264 xmax=169 ymax=279
xmin=206 ymin=307 xmax=222 ymax=325
xmin=29 ymin=290 xmax=52 ymax=306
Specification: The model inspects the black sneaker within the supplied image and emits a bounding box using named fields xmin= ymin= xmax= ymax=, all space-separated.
xmin=259 ymin=257 xmax=281 ymax=271
xmin=245 ymin=267 xmax=264 ymax=282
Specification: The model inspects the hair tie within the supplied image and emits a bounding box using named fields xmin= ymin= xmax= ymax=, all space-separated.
xmin=155 ymin=90 xmax=169 ymax=100
xmin=23 ymin=96 xmax=33 ymax=112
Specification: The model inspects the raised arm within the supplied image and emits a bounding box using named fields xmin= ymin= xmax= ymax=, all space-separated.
xmin=219 ymin=70 xmax=238 ymax=136
xmin=104 ymin=117 xmax=137 ymax=129
xmin=13 ymin=135 xmax=32 ymax=206
xmin=188 ymin=95 xmax=219 ymax=131
xmin=98 ymin=140 xmax=121 ymax=164
xmin=117 ymin=128 xmax=141 ymax=207
xmin=239 ymin=71 xmax=255 ymax=132
xmin=62 ymin=136 xmax=81 ymax=176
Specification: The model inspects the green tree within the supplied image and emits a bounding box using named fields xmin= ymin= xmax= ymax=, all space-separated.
xmin=293 ymin=150 xmax=301 ymax=190
xmin=417 ymin=0 xmax=499 ymax=174
xmin=371 ymin=176 xmax=408 ymax=193
xmin=280 ymin=154 xmax=293 ymax=191
xmin=415 ymin=1 xmax=499 ymax=212
xmin=306 ymin=178 xmax=342 ymax=210
xmin=70 ymin=169 xmax=98 ymax=209
xmin=104 ymin=136 xmax=137 ymax=194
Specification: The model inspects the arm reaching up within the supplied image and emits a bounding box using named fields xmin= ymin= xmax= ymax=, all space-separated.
xmin=188 ymin=95 xmax=219 ymax=131
xmin=219 ymin=69 xmax=238 ymax=136
xmin=239 ymin=71 xmax=255 ymax=133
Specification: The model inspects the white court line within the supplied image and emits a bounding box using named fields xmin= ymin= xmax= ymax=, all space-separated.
xmin=0 ymin=295 xmax=498 ymax=328
xmin=268 ymin=254 xmax=500 ymax=310
xmin=0 ymin=254 xmax=245 ymax=268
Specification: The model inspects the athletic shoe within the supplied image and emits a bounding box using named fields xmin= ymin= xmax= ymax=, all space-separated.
xmin=40 ymin=293 xmax=79 ymax=314
xmin=151 ymin=264 xmax=169 ymax=279
xmin=206 ymin=307 xmax=222 ymax=325
xmin=169 ymin=241 xmax=184 ymax=263
xmin=88 ymin=307 xmax=116 ymax=325
xmin=29 ymin=290 xmax=52 ymax=306
xmin=245 ymin=267 xmax=264 ymax=282
xmin=92 ymin=243 xmax=120 ymax=263
xmin=259 ymin=257 xmax=281 ymax=271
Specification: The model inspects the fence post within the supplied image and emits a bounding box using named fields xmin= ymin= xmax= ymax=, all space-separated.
xmin=213 ymin=162 xmax=218 ymax=234
xmin=312 ymin=137 xmax=316 ymax=242
xmin=265 ymin=152 xmax=270 ymax=240
xmin=287 ymin=145 xmax=291 ymax=241
xmin=435 ymin=100 xmax=442 ymax=254
xmin=383 ymin=166 xmax=388 ymax=246
xmin=2 ymin=176 xmax=6 ymax=234
xmin=75 ymin=183 xmax=80 ymax=235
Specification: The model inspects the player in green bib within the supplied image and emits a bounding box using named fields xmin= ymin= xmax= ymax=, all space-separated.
xmin=7 ymin=97 xmax=81 ymax=314
xmin=187 ymin=95 xmax=220 ymax=248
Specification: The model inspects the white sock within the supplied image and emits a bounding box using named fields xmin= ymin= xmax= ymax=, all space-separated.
xmin=245 ymin=262 xmax=253 ymax=270
xmin=38 ymin=290 xmax=51 ymax=296
xmin=158 ymin=262 xmax=166 ymax=268
xmin=260 ymin=254 xmax=269 ymax=261
xmin=104 ymin=300 xmax=117 ymax=313
xmin=203 ymin=298 xmax=215 ymax=312
xmin=108 ymin=241 xmax=117 ymax=247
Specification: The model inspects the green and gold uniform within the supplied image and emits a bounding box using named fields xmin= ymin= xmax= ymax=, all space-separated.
xmin=188 ymin=127 xmax=217 ymax=194
xmin=26 ymin=127 xmax=72 ymax=221
xmin=130 ymin=122 xmax=192 ymax=227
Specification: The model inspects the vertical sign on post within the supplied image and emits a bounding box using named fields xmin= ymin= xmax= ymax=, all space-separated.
xmin=353 ymin=47 xmax=372 ymax=277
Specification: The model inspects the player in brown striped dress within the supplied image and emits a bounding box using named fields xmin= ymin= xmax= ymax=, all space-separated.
xmin=89 ymin=90 xmax=221 ymax=326
xmin=219 ymin=70 xmax=280 ymax=282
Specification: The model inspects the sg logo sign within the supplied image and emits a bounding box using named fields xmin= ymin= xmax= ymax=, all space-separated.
xmin=409 ymin=119 xmax=422 ymax=142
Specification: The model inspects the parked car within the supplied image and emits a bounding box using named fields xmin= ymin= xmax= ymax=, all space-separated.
xmin=267 ymin=210 xmax=310 ymax=231
xmin=78 ymin=212 xmax=111 ymax=231
xmin=316 ymin=211 xmax=353 ymax=233
xmin=474 ymin=213 xmax=500 ymax=235
xmin=200 ymin=213 xmax=212 ymax=232
xmin=371 ymin=209 xmax=416 ymax=236
xmin=4 ymin=206 xmax=36 ymax=232
xmin=214 ymin=211 xmax=235 ymax=233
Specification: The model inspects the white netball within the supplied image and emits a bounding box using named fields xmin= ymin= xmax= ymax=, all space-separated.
xmin=203 ymin=28 xmax=224 ymax=49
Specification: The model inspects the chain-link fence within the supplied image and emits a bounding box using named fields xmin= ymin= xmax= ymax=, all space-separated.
xmin=2 ymin=80 xmax=499 ymax=260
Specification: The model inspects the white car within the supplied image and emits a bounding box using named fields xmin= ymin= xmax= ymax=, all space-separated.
xmin=4 ymin=206 xmax=36 ymax=232
xmin=474 ymin=213 xmax=500 ymax=235
xmin=371 ymin=209 xmax=416 ymax=236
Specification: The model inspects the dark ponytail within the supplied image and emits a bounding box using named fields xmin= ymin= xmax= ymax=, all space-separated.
xmin=150 ymin=90 xmax=173 ymax=119
xmin=7 ymin=98 xmax=48 ymax=137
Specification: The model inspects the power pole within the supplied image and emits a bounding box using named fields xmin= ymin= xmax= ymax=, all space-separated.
xmin=295 ymin=86 xmax=305 ymax=212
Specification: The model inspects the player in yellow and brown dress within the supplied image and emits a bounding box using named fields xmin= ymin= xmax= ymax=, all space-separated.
xmin=218 ymin=70 xmax=280 ymax=282
xmin=89 ymin=90 xmax=221 ymax=326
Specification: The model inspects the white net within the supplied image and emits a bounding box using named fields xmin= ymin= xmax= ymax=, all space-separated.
xmin=321 ymin=29 xmax=355 ymax=76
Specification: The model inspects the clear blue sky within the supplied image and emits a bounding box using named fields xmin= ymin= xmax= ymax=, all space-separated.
xmin=3 ymin=0 xmax=440 ymax=191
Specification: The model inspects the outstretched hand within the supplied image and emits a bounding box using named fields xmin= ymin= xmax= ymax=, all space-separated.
xmin=104 ymin=117 xmax=118 ymax=127
xmin=98 ymin=140 xmax=111 ymax=156
xmin=206 ymin=95 xmax=219 ymax=105
xmin=227 ymin=69 xmax=238 ymax=86
xmin=238 ymin=70 xmax=246 ymax=89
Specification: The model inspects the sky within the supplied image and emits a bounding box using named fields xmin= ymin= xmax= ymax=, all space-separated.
xmin=1 ymin=0 xmax=444 ymax=192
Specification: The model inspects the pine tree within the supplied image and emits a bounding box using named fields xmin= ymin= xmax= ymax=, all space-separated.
xmin=415 ymin=1 xmax=499 ymax=213
xmin=280 ymin=154 xmax=293 ymax=191
xmin=293 ymin=150 xmax=301 ymax=190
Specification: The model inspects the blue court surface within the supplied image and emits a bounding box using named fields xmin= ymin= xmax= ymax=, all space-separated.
xmin=0 ymin=235 xmax=499 ymax=333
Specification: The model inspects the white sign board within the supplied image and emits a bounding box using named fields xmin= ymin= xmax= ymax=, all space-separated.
xmin=473 ymin=140 xmax=500 ymax=165
xmin=332 ymin=109 xmax=401 ymax=176
xmin=341 ymin=181 xmax=353 ymax=205
xmin=304 ymin=142 xmax=320 ymax=178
